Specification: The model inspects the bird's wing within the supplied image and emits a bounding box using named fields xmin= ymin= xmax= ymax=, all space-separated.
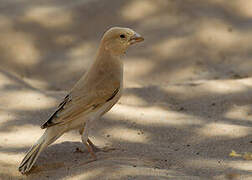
xmin=41 ymin=85 xmax=120 ymax=129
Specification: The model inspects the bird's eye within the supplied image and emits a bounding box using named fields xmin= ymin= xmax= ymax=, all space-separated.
xmin=120 ymin=34 xmax=126 ymax=39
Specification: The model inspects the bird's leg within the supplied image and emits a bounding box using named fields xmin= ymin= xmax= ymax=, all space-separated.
xmin=79 ymin=125 xmax=85 ymax=135
xmin=79 ymin=125 xmax=99 ymax=152
xmin=84 ymin=142 xmax=97 ymax=160
xmin=81 ymin=122 xmax=97 ymax=160
xmin=79 ymin=123 xmax=115 ymax=154
xmin=87 ymin=138 xmax=100 ymax=152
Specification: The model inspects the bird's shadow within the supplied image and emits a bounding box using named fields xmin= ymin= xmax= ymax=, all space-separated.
xmin=28 ymin=141 xmax=92 ymax=174
xmin=27 ymin=140 xmax=117 ymax=175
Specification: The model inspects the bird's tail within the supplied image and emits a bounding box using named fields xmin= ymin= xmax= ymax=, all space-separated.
xmin=18 ymin=128 xmax=62 ymax=174
xmin=18 ymin=132 xmax=46 ymax=174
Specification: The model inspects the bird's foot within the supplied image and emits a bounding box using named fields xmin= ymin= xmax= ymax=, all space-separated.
xmin=87 ymin=138 xmax=116 ymax=152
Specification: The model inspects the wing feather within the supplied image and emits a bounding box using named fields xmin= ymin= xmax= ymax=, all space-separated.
xmin=40 ymin=86 xmax=120 ymax=129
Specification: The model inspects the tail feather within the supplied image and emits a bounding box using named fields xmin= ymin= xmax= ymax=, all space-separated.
xmin=19 ymin=127 xmax=64 ymax=174
xmin=19 ymin=137 xmax=45 ymax=174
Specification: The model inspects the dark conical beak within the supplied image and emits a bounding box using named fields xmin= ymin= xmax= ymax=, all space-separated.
xmin=129 ymin=32 xmax=144 ymax=45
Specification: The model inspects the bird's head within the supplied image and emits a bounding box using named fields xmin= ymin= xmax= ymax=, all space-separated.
xmin=101 ymin=27 xmax=144 ymax=56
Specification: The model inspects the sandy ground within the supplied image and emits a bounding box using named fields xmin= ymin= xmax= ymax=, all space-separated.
xmin=0 ymin=0 xmax=252 ymax=179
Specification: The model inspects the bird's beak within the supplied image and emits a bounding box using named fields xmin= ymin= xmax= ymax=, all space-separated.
xmin=129 ymin=32 xmax=144 ymax=45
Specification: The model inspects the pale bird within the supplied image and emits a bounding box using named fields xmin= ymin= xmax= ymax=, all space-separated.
xmin=18 ymin=27 xmax=144 ymax=174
